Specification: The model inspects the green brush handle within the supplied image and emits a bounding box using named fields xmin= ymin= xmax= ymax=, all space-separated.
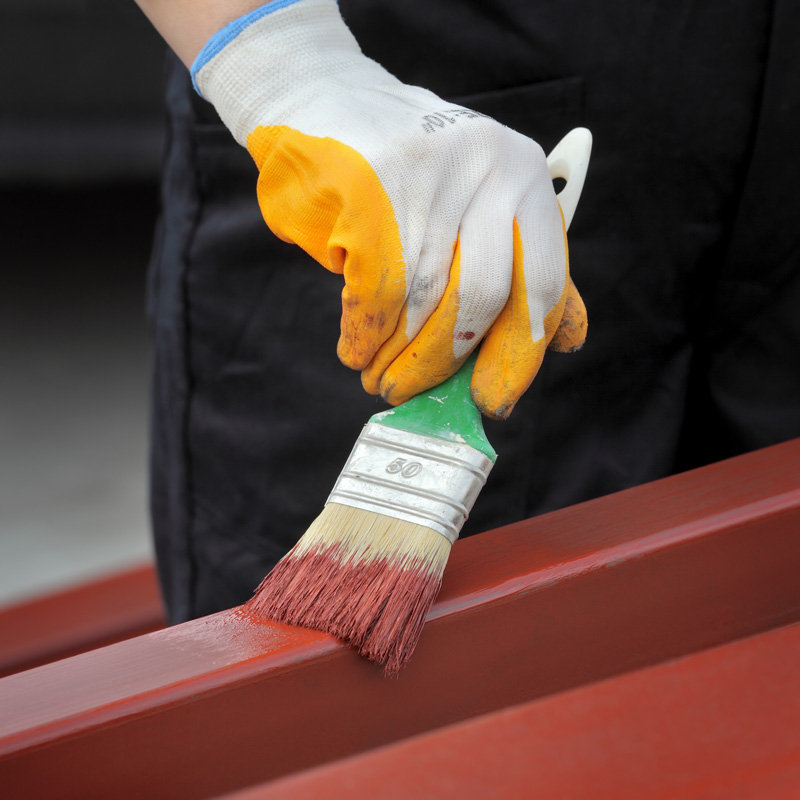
xmin=369 ymin=352 xmax=497 ymax=462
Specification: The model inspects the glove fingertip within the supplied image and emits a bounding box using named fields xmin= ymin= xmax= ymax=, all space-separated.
xmin=472 ymin=392 xmax=516 ymax=421
xmin=547 ymin=279 xmax=588 ymax=353
xmin=470 ymin=357 xmax=521 ymax=422
xmin=337 ymin=338 xmax=372 ymax=371
xmin=379 ymin=375 xmax=409 ymax=407
xmin=360 ymin=366 xmax=382 ymax=395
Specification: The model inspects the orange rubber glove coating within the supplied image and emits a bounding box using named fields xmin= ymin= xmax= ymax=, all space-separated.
xmin=248 ymin=125 xmax=406 ymax=370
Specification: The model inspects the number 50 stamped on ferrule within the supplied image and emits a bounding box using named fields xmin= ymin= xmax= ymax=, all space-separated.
xmin=327 ymin=422 xmax=494 ymax=544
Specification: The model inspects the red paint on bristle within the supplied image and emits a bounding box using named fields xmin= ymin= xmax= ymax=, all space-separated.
xmin=246 ymin=544 xmax=443 ymax=676
xmin=354 ymin=564 xmax=442 ymax=676
xmin=247 ymin=543 xmax=349 ymax=622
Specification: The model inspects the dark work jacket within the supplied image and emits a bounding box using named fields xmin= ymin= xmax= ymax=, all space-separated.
xmin=147 ymin=0 xmax=800 ymax=622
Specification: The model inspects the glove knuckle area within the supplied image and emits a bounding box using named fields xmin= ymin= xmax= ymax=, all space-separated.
xmin=375 ymin=248 xmax=466 ymax=405
xmin=458 ymin=266 xmax=511 ymax=333
xmin=514 ymin=200 xmax=569 ymax=304
xmin=248 ymin=124 xmax=407 ymax=369
xmin=338 ymin=274 xmax=406 ymax=370
xmin=409 ymin=112 xmax=513 ymax=190
xmin=359 ymin=305 xmax=414 ymax=396
xmin=455 ymin=201 xmax=516 ymax=326
xmin=490 ymin=126 xmax=549 ymax=183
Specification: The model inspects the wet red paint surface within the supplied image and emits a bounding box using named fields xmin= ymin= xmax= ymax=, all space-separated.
xmin=0 ymin=439 xmax=798 ymax=798
xmin=236 ymin=622 xmax=800 ymax=799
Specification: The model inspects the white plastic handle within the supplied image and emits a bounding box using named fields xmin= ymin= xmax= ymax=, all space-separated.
xmin=546 ymin=127 xmax=593 ymax=232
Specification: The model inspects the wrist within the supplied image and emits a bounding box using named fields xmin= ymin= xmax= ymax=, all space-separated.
xmin=134 ymin=0 xmax=267 ymax=68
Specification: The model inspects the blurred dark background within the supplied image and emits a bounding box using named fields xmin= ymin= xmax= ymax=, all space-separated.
xmin=0 ymin=0 xmax=167 ymax=604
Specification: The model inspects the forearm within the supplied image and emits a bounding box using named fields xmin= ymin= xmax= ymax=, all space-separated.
xmin=133 ymin=0 xmax=268 ymax=67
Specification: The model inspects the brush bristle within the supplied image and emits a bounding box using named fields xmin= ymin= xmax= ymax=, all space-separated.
xmin=246 ymin=502 xmax=451 ymax=676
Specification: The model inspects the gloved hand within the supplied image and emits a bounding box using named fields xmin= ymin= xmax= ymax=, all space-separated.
xmin=192 ymin=0 xmax=587 ymax=419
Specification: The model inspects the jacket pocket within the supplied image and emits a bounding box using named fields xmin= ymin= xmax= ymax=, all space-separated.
xmin=450 ymin=75 xmax=584 ymax=153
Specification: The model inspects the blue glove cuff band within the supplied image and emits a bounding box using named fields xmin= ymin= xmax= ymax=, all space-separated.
xmin=190 ymin=0 xmax=307 ymax=95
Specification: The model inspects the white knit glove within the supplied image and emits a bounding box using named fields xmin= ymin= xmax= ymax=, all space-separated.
xmin=192 ymin=0 xmax=587 ymax=419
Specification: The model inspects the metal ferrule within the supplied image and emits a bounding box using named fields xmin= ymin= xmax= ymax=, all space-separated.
xmin=326 ymin=422 xmax=495 ymax=544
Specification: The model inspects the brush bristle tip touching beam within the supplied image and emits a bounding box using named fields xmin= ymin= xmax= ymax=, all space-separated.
xmin=247 ymin=503 xmax=450 ymax=675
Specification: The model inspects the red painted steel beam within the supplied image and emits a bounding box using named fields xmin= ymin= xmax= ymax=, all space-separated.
xmin=0 ymin=439 xmax=799 ymax=799
xmin=232 ymin=622 xmax=800 ymax=799
xmin=0 ymin=563 xmax=165 ymax=678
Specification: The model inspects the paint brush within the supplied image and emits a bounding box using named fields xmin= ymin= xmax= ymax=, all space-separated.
xmin=247 ymin=353 xmax=493 ymax=674
xmin=246 ymin=127 xmax=592 ymax=675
